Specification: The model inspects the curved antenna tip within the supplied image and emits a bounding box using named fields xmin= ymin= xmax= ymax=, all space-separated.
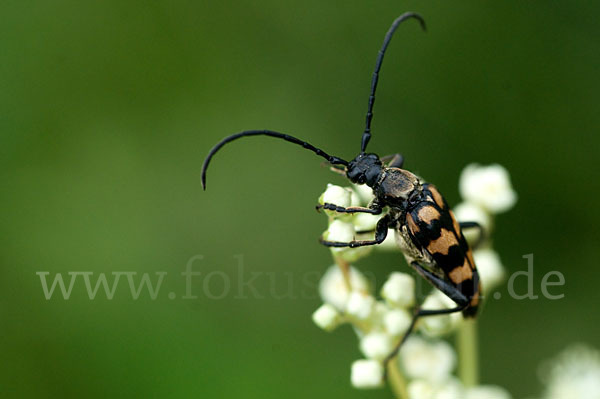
xmin=398 ymin=12 xmax=427 ymax=32
xmin=360 ymin=11 xmax=428 ymax=153
xmin=201 ymin=162 xmax=209 ymax=190
xmin=414 ymin=14 xmax=427 ymax=31
xmin=200 ymin=129 xmax=347 ymax=191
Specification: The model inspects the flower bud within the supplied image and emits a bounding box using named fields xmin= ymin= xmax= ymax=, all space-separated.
xmin=453 ymin=201 xmax=493 ymax=244
xmin=381 ymin=272 xmax=415 ymax=308
xmin=324 ymin=220 xmax=374 ymax=262
xmin=360 ymin=332 xmax=394 ymax=360
xmin=319 ymin=184 xmax=352 ymax=207
xmin=418 ymin=290 xmax=461 ymax=337
xmin=312 ymin=304 xmax=342 ymax=331
xmin=465 ymin=385 xmax=512 ymax=399
xmin=325 ymin=220 xmax=354 ymax=243
xmin=407 ymin=379 xmax=435 ymax=399
xmin=400 ymin=336 xmax=456 ymax=383
xmin=459 ymin=164 xmax=517 ymax=214
xmin=318 ymin=184 xmax=354 ymax=220
xmin=474 ymin=248 xmax=505 ymax=294
xmin=375 ymin=228 xmax=401 ymax=251
xmin=353 ymin=212 xmax=380 ymax=232
xmin=319 ymin=265 xmax=370 ymax=310
xmin=383 ymin=308 xmax=412 ymax=336
xmin=407 ymin=377 xmax=464 ymax=399
xmin=350 ymin=359 xmax=384 ymax=388
xmin=352 ymin=184 xmax=375 ymax=205
xmin=346 ymin=291 xmax=375 ymax=320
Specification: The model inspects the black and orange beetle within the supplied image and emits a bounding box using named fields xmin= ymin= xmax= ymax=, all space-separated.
xmin=201 ymin=12 xmax=483 ymax=366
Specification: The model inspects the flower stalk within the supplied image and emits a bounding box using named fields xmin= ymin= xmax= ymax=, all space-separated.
xmin=335 ymin=256 xmax=352 ymax=293
xmin=457 ymin=318 xmax=479 ymax=387
xmin=387 ymin=359 xmax=409 ymax=399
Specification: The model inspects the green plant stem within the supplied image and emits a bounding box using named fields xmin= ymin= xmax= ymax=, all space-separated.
xmin=334 ymin=256 xmax=352 ymax=292
xmin=387 ymin=359 xmax=408 ymax=399
xmin=457 ymin=319 xmax=479 ymax=387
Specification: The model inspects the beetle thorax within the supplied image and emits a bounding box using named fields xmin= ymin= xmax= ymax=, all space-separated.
xmin=373 ymin=168 xmax=420 ymax=207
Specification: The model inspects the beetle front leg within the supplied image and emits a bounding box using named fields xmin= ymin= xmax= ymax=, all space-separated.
xmin=319 ymin=214 xmax=390 ymax=248
xmin=322 ymin=161 xmax=347 ymax=176
xmin=316 ymin=203 xmax=382 ymax=215
xmin=380 ymin=153 xmax=404 ymax=168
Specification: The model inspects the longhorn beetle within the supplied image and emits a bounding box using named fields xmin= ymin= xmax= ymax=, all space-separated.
xmin=201 ymin=12 xmax=483 ymax=369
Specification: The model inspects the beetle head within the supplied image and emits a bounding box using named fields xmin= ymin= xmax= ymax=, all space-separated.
xmin=346 ymin=153 xmax=382 ymax=187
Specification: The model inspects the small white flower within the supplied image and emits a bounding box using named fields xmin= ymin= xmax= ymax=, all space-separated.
xmin=381 ymin=272 xmax=415 ymax=308
xmin=459 ymin=164 xmax=517 ymax=214
xmin=350 ymin=359 xmax=384 ymax=388
xmin=324 ymin=220 xmax=374 ymax=262
xmin=318 ymin=184 xmax=354 ymax=222
xmin=319 ymin=184 xmax=353 ymax=208
xmin=346 ymin=291 xmax=375 ymax=320
xmin=325 ymin=219 xmax=355 ymax=243
xmin=434 ymin=378 xmax=465 ymax=399
xmin=353 ymin=212 xmax=380 ymax=232
xmin=400 ymin=335 xmax=456 ymax=383
xmin=540 ymin=344 xmax=600 ymax=399
xmin=408 ymin=377 xmax=464 ymax=399
xmin=465 ymin=385 xmax=512 ymax=399
xmin=350 ymin=189 xmax=362 ymax=206
xmin=383 ymin=308 xmax=412 ymax=336
xmin=408 ymin=379 xmax=435 ymax=399
xmin=324 ymin=220 xmax=354 ymax=255
xmin=312 ymin=304 xmax=342 ymax=331
xmin=375 ymin=228 xmax=401 ymax=251
xmin=419 ymin=290 xmax=462 ymax=337
xmin=362 ymin=301 xmax=389 ymax=332
xmin=352 ymin=184 xmax=375 ymax=205
xmin=474 ymin=248 xmax=505 ymax=293
xmin=360 ymin=332 xmax=394 ymax=360
xmin=453 ymin=201 xmax=492 ymax=230
xmin=453 ymin=201 xmax=493 ymax=243
xmin=319 ymin=264 xmax=370 ymax=310
xmin=340 ymin=246 xmax=374 ymax=263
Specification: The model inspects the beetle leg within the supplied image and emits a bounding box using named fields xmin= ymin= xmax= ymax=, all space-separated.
xmin=380 ymin=153 xmax=404 ymax=168
xmin=383 ymin=302 xmax=467 ymax=378
xmin=382 ymin=260 xmax=469 ymax=377
xmin=459 ymin=221 xmax=486 ymax=249
xmin=355 ymin=227 xmax=375 ymax=234
xmin=329 ymin=166 xmax=347 ymax=175
xmin=316 ymin=203 xmax=382 ymax=214
xmin=321 ymin=161 xmax=347 ymax=175
xmin=410 ymin=260 xmax=470 ymax=306
xmin=319 ymin=214 xmax=390 ymax=248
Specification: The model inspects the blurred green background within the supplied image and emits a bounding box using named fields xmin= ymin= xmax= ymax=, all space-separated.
xmin=2 ymin=1 xmax=599 ymax=398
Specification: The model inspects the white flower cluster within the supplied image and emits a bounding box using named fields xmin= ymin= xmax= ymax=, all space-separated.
xmin=313 ymin=264 xmax=415 ymax=388
xmin=312 ymin=164 xmax=517 ymax=397
xmin=401 ymin=336 xmax=511 ymax=399
xmin=540 ymin=344 xmax=600 ymax=399
xmin=314 ymin=263 xmax=512 ymax=398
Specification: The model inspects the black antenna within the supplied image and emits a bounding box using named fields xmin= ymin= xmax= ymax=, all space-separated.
xmin=361 ymin=12 xmax=426 ymax=153
xmin=201 ymin=130 xmax=348 ymax=189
